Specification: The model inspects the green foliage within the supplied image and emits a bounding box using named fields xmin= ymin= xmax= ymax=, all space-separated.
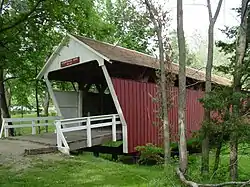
xmin=199 ymin=16 xmax=250 ymax=170
xmin=100 ymin=0 xmax=153 ymax=53
xmin=135 ymin=139 xmax=202 ymax=166
xmin=199 ymin=85 xmax=250 ymax=148
xmin=171 ymin=138 xmax=201 ymax=152
xmin=135 ymin=143 xmax=164 ymax=165
xmin=170 ymin=30 xmax=201 ymax=67
xmin=1 ymin=0 xmax=154 ymax=116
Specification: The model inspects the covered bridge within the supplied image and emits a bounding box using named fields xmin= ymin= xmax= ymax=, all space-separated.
xmin=36 ymin=34 xmax=231 ymax=154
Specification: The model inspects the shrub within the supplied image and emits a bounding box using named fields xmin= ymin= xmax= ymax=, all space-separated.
xmin=187 ymin=138 xmax=202 ymax=154
xmin=135 ymin=143 xmax=164 ymax=165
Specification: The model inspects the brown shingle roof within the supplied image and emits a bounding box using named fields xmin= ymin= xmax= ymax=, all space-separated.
xmin=74 ymin=35 xmax=231 ymax=86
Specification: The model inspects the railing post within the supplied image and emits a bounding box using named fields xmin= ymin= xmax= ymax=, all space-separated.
xmin=31 ymin=120 xmax=36 ymax=135
xmin=4 ymin=121 xmax=8 ymax=138
xmin=0 ymin=119 xmax=5 ymax=138
xmin=86 ymin=117 xmax=92 ymax=147
xmin=55 ymin=121 xmax=62 ymax=148
xmin=112 ymin=114 xmax=116 ymax=141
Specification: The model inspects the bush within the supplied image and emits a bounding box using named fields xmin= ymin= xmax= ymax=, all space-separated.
xmin=187 ymin=138 xmax=202 ymax=154
xmin=135 ymin=139 xmax=202 ymax=166
xmin=135 ymin=143 xmax=164 ymax=165
xmin=171 ymin=138 xmax=202 ymax=155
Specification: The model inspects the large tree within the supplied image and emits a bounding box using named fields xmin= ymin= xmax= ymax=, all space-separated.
xmin=144 ymin=0 xmax=172 ymax=164
xmin=177 ymin=0 xmax=188 ymax=173
xmin=0 ymin=0 xmax=155 ymax=134
xmin=0 ymin=0 xmax=112 ymax=130
xmin=203 ymin=0 xmax=250 ymax=180
xmin=101 ymin=0 xmax=153 ymax=53
xmin=202 ymin=0 xmax=223 ymax=175
xmin=229 ymin=0 xmax=249 ymax=180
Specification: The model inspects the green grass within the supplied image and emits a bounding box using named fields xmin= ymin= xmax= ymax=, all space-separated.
xmin=5 ymin=113 xmax=250 ymax=186
xmin=1 ymin=147 xmax=250 ymax=186
xmin=0 ymin=154 xmax=180 ymax=187
xmin=185 ymin=144 xmax=250 ymax=183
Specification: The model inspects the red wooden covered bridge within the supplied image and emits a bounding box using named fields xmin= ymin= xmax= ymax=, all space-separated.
xmin=1 ymin=34 xmax=231 ymax=155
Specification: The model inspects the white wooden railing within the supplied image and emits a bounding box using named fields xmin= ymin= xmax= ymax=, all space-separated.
xmin=0 ymin=116 xmax=61 ymax=138
xmin=55 ymin=114 xmax=121 ymax=155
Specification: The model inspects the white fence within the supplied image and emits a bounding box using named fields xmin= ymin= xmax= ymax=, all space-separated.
xmin=55 ymin=114 xmax=121 ymax=155
xmin=0 ymin=116 xmax=61 ymax=138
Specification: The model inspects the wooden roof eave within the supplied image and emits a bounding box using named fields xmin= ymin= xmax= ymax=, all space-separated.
xmin=36 ymin=34 xmax=112 ymax=80
xmin=36 ymin=35 xmax=70 ymax=80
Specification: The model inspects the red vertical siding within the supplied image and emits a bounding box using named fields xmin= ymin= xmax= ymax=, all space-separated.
xmin=112 ymin=78 xmax=205 ymax=153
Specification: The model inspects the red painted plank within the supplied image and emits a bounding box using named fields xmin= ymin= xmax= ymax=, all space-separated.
xmin=112 ymin=78 xmax=205 ymax=153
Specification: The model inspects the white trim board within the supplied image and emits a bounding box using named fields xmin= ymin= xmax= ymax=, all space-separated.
xmin=101 ymin=61 xmax=128 ymax=153
xmin=44 ymin=76 xmax=62 ymax=116
xmin=37 ymin=33 xmax=111 ymax=80
xmin=67 ymin=34 xmax=110 ymax=64
xmin=37 ymin=36 xmax=69 ymax=79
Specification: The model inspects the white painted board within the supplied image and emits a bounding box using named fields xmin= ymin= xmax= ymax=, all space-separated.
xmin=54 ymin=90 xmax=80 ymax=127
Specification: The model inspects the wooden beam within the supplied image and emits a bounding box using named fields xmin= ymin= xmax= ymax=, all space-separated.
xmin=78 ymin=91 xmax=83 ymax=116
xmin=112 ymin=114 xmax=117 ymax=141
xmin=37 ymin=36 xmax=69 ymax=79
xmin=44 ymin=75 xmax=62 ymax=116
xmin=31 ymin=120 xmax=36 ymax=135
xmin=0 ymin=118 xmax=5 ymax=138
xmin=100 ymin=61 xmax=128 ymax=153
xmin=86 ymin=117 xmax=92 ymax=147
xmin=68 ymin=34 xmax=111 ymax=63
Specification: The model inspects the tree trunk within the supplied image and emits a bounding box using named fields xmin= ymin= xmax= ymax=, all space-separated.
xmin=202 ymin=21 xmax=215 ymax=175
xmin=35 ymin=66 xmax=40 ymax=133
xmin=213 ymin=140 xmax=222 ymax=173
xmin=144 ymin=0 xmax=171 ymax=164
xmin=202 ymin=0 xmax=223 ymax=175
xmin=230 ymin=135 xmax=238 ymax=180
xmin=0 ymin=105 xmax=2 ymax=131
xmin=158 ymin=28 xmax=171 ymax=164
xmin=229 ymin=0 xmax=248 ymax=181
xmin=0 ymin=69 xmax=13 ymax=136
xmin=177 ymin=0 xmax=188 ymax=173
xmin=43 ymin=90 xmax=49 ymax=132
xmin=5 ymin=87 xmax=11 ymax=109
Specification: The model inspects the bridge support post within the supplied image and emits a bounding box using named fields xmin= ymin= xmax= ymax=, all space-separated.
xmin=31 ymin=120 xmax=36 ymax=135
xmin=112 ymin=114 xmax=116 ymax=141
xmin=55 ymin=121 xmax=62 ymax=148
xmin=86 ymin=117 xmax=92 ymax=147
xmin=4 ymin=127 xmax=8 ymax=137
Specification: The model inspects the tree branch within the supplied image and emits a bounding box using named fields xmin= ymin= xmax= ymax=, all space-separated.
xmin=0 ymin=0 xmax=44 ymax=33
xmin=240 ymin=179 xmax=250 ymax=187
xmin=0 ymin=0 xmax=4 ymax=15
xmin=241 ymin=74 xmax=250 ymax=85
xmin=212 ymin=0 xmax=223 ymax=24
xmin=206 ymin=0 xmax=213 ymax=22
xmin=176 ymin=167 xmax=250 ymax=187
xmin=144 ymin=0 xmax=158 ymax=30
xmin=2 ymin=76 xmax=18 ymax=83
xmin=176 ymin=167 xmax=198 ymax=187
xmin=184 ymin=3 xmax=207 ymax=7
xmin=241 ymin=0 xmax=250 ymax=25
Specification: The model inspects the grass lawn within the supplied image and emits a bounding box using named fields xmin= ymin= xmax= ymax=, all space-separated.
xmin=0 ymin=154 xmax=180 ymax=187
xmin=4 ymin=113 xmax=250 ymax=186
xmin=0 ymin=148 xmax=250 ymax=187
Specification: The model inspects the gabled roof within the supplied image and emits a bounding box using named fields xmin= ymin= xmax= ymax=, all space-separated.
xmin=38 ymin=33 xmax=231 ymax=86
xmin=73 ymin=35 xmax=231 ymax=86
